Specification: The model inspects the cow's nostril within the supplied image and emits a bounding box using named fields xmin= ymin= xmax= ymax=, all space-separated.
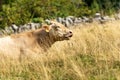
xmin=69 ymin=31 xmax=73 ymax=37
xmin=69 ymin=31 xmax=72 ymax=33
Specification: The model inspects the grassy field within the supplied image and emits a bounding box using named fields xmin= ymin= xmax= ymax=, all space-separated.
xmin=1 ymin=21 xmax=120 ymax=80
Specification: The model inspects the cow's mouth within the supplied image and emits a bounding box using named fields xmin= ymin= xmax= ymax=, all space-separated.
xmin=64 ymin=33 xmax=73 ymax=40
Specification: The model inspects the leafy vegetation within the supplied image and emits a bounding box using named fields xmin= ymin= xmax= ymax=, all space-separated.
xmin=0 ymin=0 xmax=120 ymax=28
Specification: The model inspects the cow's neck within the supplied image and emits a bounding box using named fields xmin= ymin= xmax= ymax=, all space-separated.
xmin=33 ymin=29 xmax=56 ymax=51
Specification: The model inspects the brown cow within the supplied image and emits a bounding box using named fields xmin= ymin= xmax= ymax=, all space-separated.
xmin=0 ymin=21 xmax=73 ymax=59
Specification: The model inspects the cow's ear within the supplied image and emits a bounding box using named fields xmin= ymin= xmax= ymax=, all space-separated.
xmin=42 ymin=25 xmax=50 ymax=32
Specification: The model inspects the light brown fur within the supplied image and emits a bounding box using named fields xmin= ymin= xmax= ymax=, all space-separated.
xmin=0 ymin=21 xmax=73 ymax=59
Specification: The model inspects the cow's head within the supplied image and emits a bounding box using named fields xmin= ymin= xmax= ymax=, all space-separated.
xmin=43 ymin=21 xmax=73 ymax=41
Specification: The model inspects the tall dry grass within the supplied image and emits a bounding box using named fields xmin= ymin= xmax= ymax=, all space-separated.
xmin=1 ymin=21 xmax=120 ymax=80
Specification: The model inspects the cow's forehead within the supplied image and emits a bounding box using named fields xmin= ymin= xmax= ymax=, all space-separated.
xmin=50 ymin=21 xmax=67 ymax=29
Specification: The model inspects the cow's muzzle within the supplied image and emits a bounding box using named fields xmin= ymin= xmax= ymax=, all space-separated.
xmin=64 ymin=31 xmax=73 ymax=40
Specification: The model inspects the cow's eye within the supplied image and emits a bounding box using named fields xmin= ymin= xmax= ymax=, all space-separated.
xmin=54 ymin=26 xmax=60 ymax=30
xmin=55 ymin=26 xmax=60 ymax=28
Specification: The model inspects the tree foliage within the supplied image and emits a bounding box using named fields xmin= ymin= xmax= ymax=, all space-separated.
xmin=0 ymin=0 xmax=120 ymax=28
